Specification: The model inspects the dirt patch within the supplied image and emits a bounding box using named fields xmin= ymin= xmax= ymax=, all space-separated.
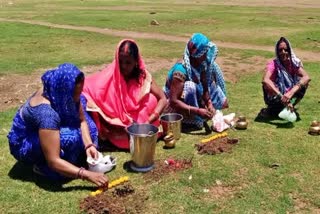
xmin=288 ymin=193 xmax=320 ymax=213
xmin=79 ymin=158 xmax=192 ymax=214
xmin=143 ymin=158 xmax=193 ymax=182
xmin=0 ymin=72 xmax=42 ymax=111
xmin=80 ymin=184 xmax=148 ymax=214
xmin=195 ymin=137 xmax=239 ymax=155
xmin=208 ymin=184 xmax=235 ymax=200
xmin=216 ymin=55 xmax=266 ymax=83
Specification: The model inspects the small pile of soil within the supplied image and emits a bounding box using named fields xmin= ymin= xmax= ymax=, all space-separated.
xmin=112 ymin=184 xmax=134 ymax=197
xmin=195 ymin=137 xmax=239 ymax=155
xmin=80 ymin=184 xmax=147 ymax=214
xmin=143 ymin=158 xmax=193 ymax=181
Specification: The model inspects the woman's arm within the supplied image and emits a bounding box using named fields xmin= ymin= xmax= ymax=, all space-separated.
xmin=39 ymin=129 xmax=109 ymax=187
xmin=282 ymin=66 xmax=311 ymax=103
xmin=297 ymin=67 xmax=311 ymax=86
xmin=169 ymin=72 xmax=213 ymax=119
xmin=147 ymin=79 xmax=167 ymax=123
xmin=262 ymin=68 xmax=281 ymax=97
xmin=79 ymin=103 xmax=98 ymax=159
xmin=200 ymin=70 xmax=215 ymax=114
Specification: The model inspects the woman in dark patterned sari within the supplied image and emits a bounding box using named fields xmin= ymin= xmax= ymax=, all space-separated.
xmin=7 ymin=63 xmax=108 ymax=187
xmin=164 ymin=33 xmax=228 ymax=130
xmin=259 ymin=37 xmax=311 ymax=118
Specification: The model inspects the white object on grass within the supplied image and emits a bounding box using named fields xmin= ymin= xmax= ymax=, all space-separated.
xmin=87 ymin=152 xmax=116 ymax=173
xmin=212 ymin=110 xmax=236 ymax=132
xmin=278 ymin=108 xmax=297 ymax=122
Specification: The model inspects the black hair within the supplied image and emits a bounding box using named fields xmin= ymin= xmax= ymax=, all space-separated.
xmin=75 ymin=72 xmax=85 ymax=84
xmin=119 ymin=40 xmax=142 ymax=82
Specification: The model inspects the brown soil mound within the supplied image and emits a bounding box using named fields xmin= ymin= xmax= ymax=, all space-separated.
xmin=80 ymin=184 xmax=147 ymax=214
xmin=80 ymin=158 xmax=193 ymax=213
xmin=195 ymin=137 xmax=239 ymax=155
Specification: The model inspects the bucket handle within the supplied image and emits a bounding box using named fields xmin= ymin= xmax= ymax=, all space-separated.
xmin=147 ymin=131 xmax=155 ymax=136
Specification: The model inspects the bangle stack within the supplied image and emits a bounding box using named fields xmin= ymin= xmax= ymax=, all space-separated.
xmin=77 ymin=167 xmax=85 ymax=180
xmin=85 ymin=143 xmax=97 ymax=151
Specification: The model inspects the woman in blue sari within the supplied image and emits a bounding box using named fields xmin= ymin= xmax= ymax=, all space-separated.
xmin=7 ymin=63 xmax=108 ymax=187
xmin=259 ymin=37 xmax=310 ymax=118
xmin=164 ymin=33 xmax=228 ymax=129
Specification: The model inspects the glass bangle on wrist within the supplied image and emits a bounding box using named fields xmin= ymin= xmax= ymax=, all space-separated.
xmin=85 ymin=143 xmax=96 ymax=151
xmin=77 ymin=167 xmax=85 ymax=179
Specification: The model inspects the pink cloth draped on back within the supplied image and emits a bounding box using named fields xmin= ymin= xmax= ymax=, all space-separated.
xmin=82 ymin=39 xmax=158 ymax=149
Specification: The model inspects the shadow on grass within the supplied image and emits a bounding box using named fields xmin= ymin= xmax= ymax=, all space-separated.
xmin=254 ymin=108 xmax=301 ymax=128
xmin=181 ymin=123 xmax=212 ymax=136
xmin=8 ymin=161 xmax=95 ymax=192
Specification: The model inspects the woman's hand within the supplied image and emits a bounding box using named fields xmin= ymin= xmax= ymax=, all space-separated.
xmin=86 ymin=145 xmax=98 ymax=160
xmin=83 ymin=170 xmax=109 ymax=188
xmin=287 ymin=103 xmax=294 ymax=112
xmin=147 ymin=112 xmax=159 ymax=124
xmin=281 ymin=91 xmax=294 ymax=104
xmin=197 ymin=108 xmax=214 ymax=119
xmin=206 ymin=100 xmax=216 ymax=115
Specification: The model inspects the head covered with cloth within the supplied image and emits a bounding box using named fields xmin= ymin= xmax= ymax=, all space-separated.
xmin=7 ymin=63 xmax=109 ymax=187
xmin=258 ymin=36 xmax=311 ymax=120
xmin=83 ymin=39 xmax=167 ymax=149
xmin=164 ymin=33 xmax=228 ymax=130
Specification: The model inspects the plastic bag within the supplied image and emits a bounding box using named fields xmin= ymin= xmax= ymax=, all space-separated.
xmin=278 ymin=107 xmax=297 ymax=122
xmin=212 ymin=110 xmax=235 ymax=132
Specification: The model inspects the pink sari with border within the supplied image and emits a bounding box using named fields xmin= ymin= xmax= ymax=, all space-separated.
xmin=82 ymin=39 xmax=158 ymax=149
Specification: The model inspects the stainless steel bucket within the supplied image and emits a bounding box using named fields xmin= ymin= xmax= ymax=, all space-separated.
xmin=126 ymin=124 xmax=158 ymax=170
xmin=160 ymin=113 xmax=183 ymax=140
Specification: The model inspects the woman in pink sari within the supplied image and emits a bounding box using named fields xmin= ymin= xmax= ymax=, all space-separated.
xmin=83 ymin=39 xmax=167 ymax=149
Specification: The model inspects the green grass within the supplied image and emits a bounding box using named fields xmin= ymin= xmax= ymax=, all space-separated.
xmin=1 ymin=0 xmax=320 ymax=52
xmin=1 ymin=0 xmax=320 ymax=213
xmin=0 ymin=22 xmax=183 ymax=74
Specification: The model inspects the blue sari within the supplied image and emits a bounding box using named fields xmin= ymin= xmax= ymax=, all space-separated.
xmin=7 ymin=63 xmax=98 ymax=180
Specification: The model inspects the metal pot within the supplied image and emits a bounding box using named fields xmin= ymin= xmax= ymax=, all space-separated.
xmin=160 ymin=113 xmax=183 ymax=140
xmin=236 ymin=116 xmax=248 ymax=130
xmin=163 ymin=132 xmax=175 ymax=148
xmin=126 ymin=124 xmax=158 ymax=170
xmin=309 ymin=120 xmax=320 ymax=135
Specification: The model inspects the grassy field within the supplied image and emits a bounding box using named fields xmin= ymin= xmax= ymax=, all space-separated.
xmin=1 ymin=1 xmax=320 ymax=213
